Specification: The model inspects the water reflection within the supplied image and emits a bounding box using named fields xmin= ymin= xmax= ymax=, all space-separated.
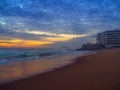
xmin=0 ymin=53 xmax=81 ymax=84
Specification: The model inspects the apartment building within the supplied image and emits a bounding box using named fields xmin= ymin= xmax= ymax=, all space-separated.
xmin=97 ymin=30 xmax=120 ymax=48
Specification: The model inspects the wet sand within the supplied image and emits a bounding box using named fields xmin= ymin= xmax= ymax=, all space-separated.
xmin=0 ymin=52 xmax=85 ymax=84
xmin=0 ymin=48 xmax=120 ymax=90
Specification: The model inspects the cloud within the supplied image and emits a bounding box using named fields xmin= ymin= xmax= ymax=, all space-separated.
xmin=0 ymin=39 xmax=52 ymax=48
xmin=23 ymin=30 xmax=89 ymax=42
xmin=0 ymin=0 xmax=120 ymax=48
xmin=0 ymin=28 xmax=89 ymax=48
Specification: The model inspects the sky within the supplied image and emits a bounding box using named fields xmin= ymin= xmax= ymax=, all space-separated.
xmin=0 ymin=0 xmax=120 ymax=48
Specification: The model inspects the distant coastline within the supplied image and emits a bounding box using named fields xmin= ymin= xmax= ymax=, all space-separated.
xmin=77 ymin=30 xmax=120 ymax=51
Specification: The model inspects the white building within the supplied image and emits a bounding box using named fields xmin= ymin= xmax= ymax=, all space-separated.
xmin=97 ymin=30 xmax=120 ymax=48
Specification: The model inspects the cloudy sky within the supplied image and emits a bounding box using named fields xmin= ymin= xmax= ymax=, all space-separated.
xmin=0 ymin=0 xmax=120 ymax=48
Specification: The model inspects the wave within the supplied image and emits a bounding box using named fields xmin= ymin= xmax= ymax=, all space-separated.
xmin=0 ymin=48 xmax=75 ymax=65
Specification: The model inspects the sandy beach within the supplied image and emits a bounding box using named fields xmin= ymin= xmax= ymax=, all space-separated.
xmin=0 ymin=48 xmax=120 ymax=90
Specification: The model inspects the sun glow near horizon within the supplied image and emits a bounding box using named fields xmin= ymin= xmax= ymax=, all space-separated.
xmin=0 ymin=39 xmax=52 ymax=48
xmin=0 ymin=30 xmax=89 ymax=48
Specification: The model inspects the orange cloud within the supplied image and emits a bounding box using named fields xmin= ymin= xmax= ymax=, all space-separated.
xmin=0 ymin=39 xmax=52 ymax=48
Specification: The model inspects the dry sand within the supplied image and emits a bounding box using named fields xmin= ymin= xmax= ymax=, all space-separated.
xmin=0 ymin=48 xmax=120 ymax=90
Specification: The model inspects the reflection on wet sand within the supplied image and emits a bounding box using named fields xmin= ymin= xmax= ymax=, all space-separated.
xmin=0 ymin=53 xmax=81 ymax=84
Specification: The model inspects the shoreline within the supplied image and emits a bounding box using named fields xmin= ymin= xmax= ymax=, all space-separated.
xmin=0 ymin=51 xmax=93 ymax=84
xmin=0 ymin=48 xmax=120 ymax=90
xmin=0 ymin=51 xmax=91 ymax=65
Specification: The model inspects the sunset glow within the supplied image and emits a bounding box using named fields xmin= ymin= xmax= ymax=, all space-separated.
xmin=0 ymin=31 xmax=88 ymax=48
xmin=0 ymin=39 xmax=52 ymax=48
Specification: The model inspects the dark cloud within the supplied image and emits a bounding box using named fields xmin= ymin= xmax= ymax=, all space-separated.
xmin=0 ymin=25 xmax=52 ymax=40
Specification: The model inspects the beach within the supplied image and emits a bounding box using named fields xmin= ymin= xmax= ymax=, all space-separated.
xmin=0 ymin=48 xmax=120 ymax=90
